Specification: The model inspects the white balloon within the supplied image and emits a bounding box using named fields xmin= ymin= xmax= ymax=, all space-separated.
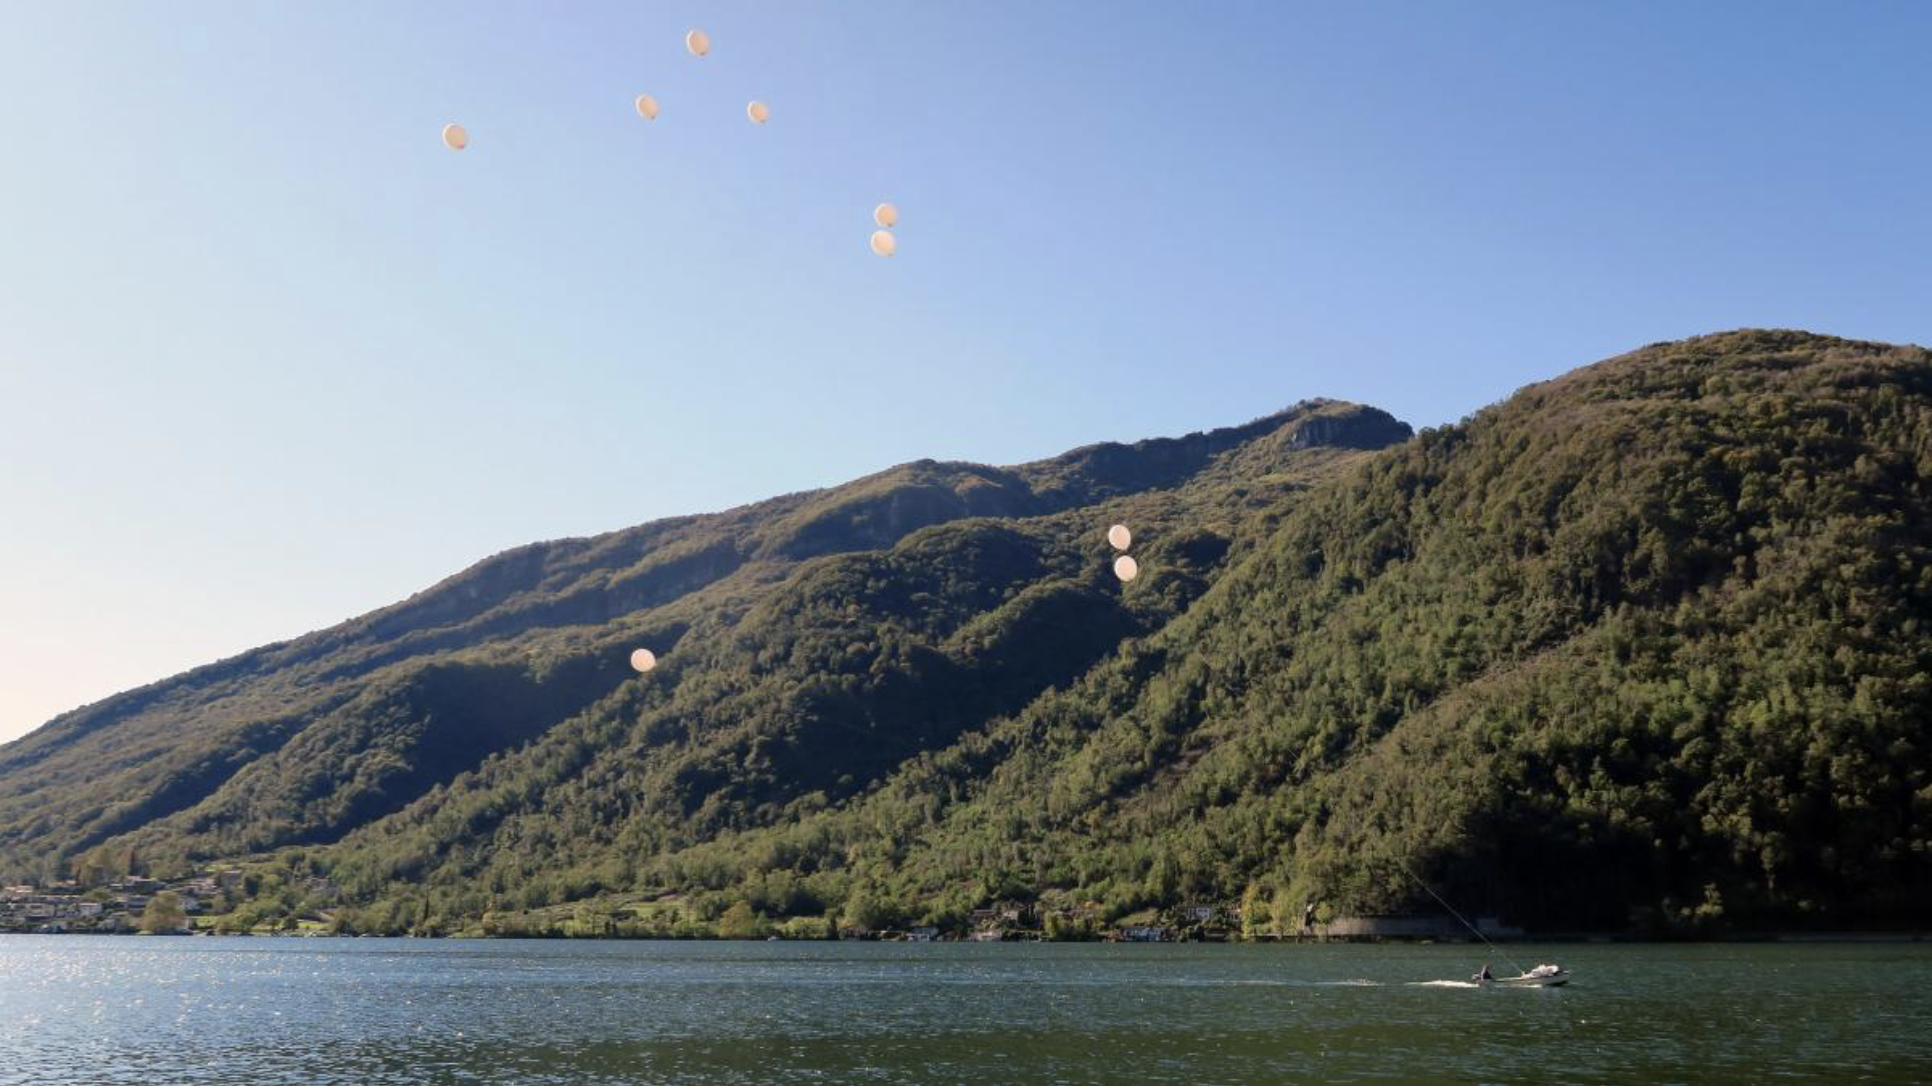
xmin=685 ymin=28 xmax=710 ymax=56
xmin=630 ymin=648 xmax=657 ymax=673
xmin=441 ymin=123 xmax=468 ymax=151
xmin=1107 ymin=524 xmax=1132 ymax=551
xmin=746 ymin=100 xmax=770 ymax=124
xmin=635 ymin=94 xmax=659 ymax=120
xmin=1113 ymin=555 xmax=1140 ymax=583
xmin=869 ymin=229 xmax=896 ymax=257
xmin=874 ymin=203 xmax=898 ymax=228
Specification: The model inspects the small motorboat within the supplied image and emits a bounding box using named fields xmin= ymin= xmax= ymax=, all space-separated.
xmin=1474 ymin=963 xmax=1569 ymax=987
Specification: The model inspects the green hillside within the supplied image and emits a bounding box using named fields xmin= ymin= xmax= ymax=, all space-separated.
xmin=0 ymin=400 xmax=1404 ymax=891
xmin=818 ymin=328 xmax=1932 ymax=934
xmin=6 ymin=330 xmax=1929 ymax=938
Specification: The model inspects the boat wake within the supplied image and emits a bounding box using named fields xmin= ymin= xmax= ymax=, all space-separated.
xmin=1410 ymin=980 xmax=1481 ymax=988
xmin=1177 ymin=979 xmax=1384 ymax=988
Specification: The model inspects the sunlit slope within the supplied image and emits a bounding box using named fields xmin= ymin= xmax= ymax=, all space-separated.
xmin=0 ymin=400 xmax=1406 ymax=880
xmin=854 ymin=330 xmax=1932 ymax=930
xmin=295 ymin=406 xmax=1407 ymax=911
xmin=569 ymin=330 xmax=1930 ymax=935
xmin=29 ymin=330 xmax=1925 ymax=937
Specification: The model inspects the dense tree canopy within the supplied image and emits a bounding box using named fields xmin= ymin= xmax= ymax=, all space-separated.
xmin=5 ymin=331 xmax=1929 ymax=937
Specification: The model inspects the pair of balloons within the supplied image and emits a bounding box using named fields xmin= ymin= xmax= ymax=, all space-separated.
xmin=869 ymin=203 xmax=899 ymax=257
xmin=683 ymin=29 xmax=769 ymax=124
xmin=1108 ymin=524 xmax=1140 ymax=582
xmin=635 ymin=95 xmax=765 ymax=123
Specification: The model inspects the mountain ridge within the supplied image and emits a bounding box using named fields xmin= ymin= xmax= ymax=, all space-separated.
xmin=0 ymin=398 xmax=1408 ymax=884
xmin=13 ymin=397 xmax=1401 ymax=745
xmin=6 ymin=330 xmax=1929 ymax=940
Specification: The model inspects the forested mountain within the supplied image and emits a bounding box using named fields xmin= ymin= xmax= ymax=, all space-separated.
xmin=6 ymin=330 xmax=1929 ymax=937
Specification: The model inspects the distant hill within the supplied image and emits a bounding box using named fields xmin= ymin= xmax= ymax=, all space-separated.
xmin=5 ymin=331 xmax=1928 ymax=938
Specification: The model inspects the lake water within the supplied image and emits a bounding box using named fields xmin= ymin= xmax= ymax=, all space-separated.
xmin=2 ymin=937 xmax=1928 ymax=1083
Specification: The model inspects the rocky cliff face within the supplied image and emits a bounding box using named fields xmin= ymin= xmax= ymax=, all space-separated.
xmin=1278 ymin=403 xmax=1413 ymax=450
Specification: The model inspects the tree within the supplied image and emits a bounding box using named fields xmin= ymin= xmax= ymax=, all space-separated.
xmin=1239 ymin=883 xmax=1265 ymax=940
xmin=140 ymin=891 xmax=187 ymax=935
xmin=840 ymin=887 xmax=897 ymax=933
xmin=717 ymin=901 xmax=762 ymax=939
xmin=779 ymin=915 xmax=834 ymax=940
xmin=1268 ymin=889 xmax=1298 ymax=935
xmin=73 ymin=852 xmax=106 ymax=888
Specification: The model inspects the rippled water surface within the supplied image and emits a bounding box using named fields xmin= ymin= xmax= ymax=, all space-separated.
xmin=2 ymin=937 xmax=1928 ymax=1083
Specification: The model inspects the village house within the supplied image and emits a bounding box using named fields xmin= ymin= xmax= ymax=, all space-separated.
xmin=1178 ymin=903 xmax=1217 ymax=924
xmin=110 ymin=876 xmax=165 ymax=894
xmin=0 ymin=867 xmax=248 ymax=934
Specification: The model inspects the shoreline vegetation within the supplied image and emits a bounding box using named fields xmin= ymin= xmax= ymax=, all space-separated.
xmin=4 ymin=332 xmax=1930 ymax=947
xmin=6 ymin=865 xmax=1930 ymax=944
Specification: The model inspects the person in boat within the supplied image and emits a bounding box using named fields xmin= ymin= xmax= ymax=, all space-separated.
xmin=1473 ymin=964 xmax=1493 ymax=981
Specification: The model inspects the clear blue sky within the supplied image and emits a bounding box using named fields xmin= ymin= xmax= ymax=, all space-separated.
xmin=2 ymin=1 xmax=1927 ymax=741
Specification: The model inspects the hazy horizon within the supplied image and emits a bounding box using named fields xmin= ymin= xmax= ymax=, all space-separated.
xmin=4 ymin=1 xmax=1929 ymax=741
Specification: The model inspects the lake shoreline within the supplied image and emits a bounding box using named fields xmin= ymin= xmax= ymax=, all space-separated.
xmin=6 ymin=928 xmax=1930 ymax=943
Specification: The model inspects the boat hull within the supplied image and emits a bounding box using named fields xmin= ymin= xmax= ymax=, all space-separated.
xmin=1485 ymin=972 xmax=1569 ymax=987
